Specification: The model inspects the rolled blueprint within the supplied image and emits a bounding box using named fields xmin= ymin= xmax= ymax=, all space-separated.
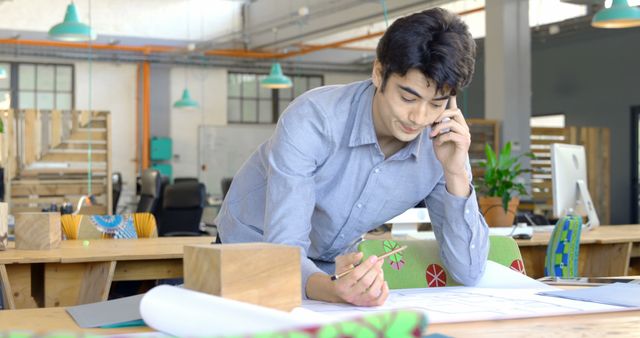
xmin=140 ymin=285 xmax=309 ymax=336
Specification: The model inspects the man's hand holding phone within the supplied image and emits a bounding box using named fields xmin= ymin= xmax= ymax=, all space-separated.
xmin=429 ymin=95 xmax=472 ymax=197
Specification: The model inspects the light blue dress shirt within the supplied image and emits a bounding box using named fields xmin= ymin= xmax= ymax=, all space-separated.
xmin=215 ymin=79 xmax=489 ymax=297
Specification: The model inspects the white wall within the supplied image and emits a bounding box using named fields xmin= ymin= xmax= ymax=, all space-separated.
xmin=324 ymin=72 xmax=368 ymax=85
xmin=75 ymin=61 xmax=137 ymax=199
xmin=170 ymin=67 xmax=227 ymax=179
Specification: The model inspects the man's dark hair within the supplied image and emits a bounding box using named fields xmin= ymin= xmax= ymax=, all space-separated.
xmin=376 ymin=8 xmax=476 ymax=95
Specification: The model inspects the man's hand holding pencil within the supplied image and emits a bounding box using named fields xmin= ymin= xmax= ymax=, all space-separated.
xmin=331 ymin=245 xmax=407 ymax=307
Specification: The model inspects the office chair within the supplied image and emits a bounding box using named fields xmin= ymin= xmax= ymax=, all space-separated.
xmin=221 ymin=177 xmax=233 ymax=200
xmin=136 ymin=169 xmax=162 ymax=213
xmin=112 ymin=172 xmax=122 ymax=214
xmin=174 ymin=177 xmax=199 ymax=184
xmin=157 ymin=181 xmax=206 ymax=236
xmin=544 ymin=214 xmax=582 ymax=278
xmin=153 ymin=175 xmax=170 ymax=220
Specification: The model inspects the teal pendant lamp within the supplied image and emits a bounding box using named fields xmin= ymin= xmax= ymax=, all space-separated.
xmin=261 ymin=63 xmax=292 ymax=89
xmin=174 ymin=88 xmax=199 ymax=109
xmin=49 ymin=2 xmax=97 ymax=41
xmin=592 ymin=0 xmax=640 ymax=28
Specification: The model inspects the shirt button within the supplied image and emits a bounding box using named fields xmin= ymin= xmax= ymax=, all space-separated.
xmin=340 ymin=234 xmax=345 ymax=238
xmin=465 ymin=209 xmax=470 ymax=214
xmin=374 ymin=168 xmax=380 ymax=173
xmin=357 ymin=203 xmax=363 ymax=208
xmin=470 ymin=244 xmax=476 ymax=249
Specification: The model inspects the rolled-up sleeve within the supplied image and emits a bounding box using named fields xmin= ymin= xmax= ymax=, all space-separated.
xmin=425 ymin=171 xmax=489 ymax=285
xmin=262 ymin=98 xmax=333 ymax=298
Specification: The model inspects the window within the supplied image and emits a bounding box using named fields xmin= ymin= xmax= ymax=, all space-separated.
xmin=228 ymin=72 xmax=323 ymax=124
xmin=0 ymin=63 xmax=10 ymax=109
xmin=16 ymin=63 xmax=74 ymax=110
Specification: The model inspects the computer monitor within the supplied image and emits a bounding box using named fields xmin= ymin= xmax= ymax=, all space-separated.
xmin=550 ymin=143 xmax=600 ymax=228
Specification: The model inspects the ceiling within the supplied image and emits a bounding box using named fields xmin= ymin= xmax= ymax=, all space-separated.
xmin=0 ymin=0 xmax=600 ymax=73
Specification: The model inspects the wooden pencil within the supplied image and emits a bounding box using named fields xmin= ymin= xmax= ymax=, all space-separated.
xmin=331 ymin=245 xmax=408 ymax=281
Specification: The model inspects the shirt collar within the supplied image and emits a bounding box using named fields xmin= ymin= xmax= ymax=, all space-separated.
xmin=348 ymin=81 xmax=378 ymax=147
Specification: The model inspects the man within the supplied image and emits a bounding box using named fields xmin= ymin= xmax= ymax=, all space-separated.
xmin=215 ymin=8 xmax=489 ymax=306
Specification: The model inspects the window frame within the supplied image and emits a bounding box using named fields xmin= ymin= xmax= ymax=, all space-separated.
xmin=11 ymin=61 xmax=75 ymax=110
xmin=228 ymin=71 xmax=324 ymax=125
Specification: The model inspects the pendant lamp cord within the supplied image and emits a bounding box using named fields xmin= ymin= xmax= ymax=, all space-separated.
xmin=87 ymin=0 xmax=93 ymax=197
xmin=380 ymin=0 xmax=389 ymax=27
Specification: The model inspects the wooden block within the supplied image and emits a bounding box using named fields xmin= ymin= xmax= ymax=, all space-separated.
xmin=0 ymin=203 xmax=7 ymax=250
xmin=184 ymin=243 xmax=301 ymax=311
xmin=15 ymin=212 xmax=61 ymax=250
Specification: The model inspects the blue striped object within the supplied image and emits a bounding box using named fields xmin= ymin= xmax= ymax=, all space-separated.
xmin=544 ymin=215 xmax=582 ymax=277
xmin=89 ymin=215 xmax=138 ymax=239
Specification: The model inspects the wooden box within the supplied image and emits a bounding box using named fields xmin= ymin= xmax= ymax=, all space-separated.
xmin=0 ymin=203 xmax=7 ymax=250
xmin=15 ymin=212 xmax=61 ymax=250
xmin=184 ymin=243 xmax=301 ymax=311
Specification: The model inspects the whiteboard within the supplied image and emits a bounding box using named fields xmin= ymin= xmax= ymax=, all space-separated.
xmin=198 ymin=124 xmax=275 ymax=197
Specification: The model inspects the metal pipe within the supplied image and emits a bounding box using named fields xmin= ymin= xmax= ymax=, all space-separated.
xmin=142 ymin=61 xmax=150 ymax=170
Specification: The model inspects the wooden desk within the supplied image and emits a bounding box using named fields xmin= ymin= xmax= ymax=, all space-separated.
xmin=1 ymin=306 xmax=638 ymax=337
xmin=516 ymin=225 xmax=640 ymax=278
xmin=0 ymin=237 xmax=214 ymax=309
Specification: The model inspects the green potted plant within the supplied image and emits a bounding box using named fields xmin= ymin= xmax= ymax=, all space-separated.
xmin=475 ymin=142 xmax=533 ymax=227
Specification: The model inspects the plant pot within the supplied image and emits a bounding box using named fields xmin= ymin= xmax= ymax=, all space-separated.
xmin=478 ymin=196 xmax=520 ymax=227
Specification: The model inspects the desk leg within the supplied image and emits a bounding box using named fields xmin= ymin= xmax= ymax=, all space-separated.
xmin=1 ymin=264 xmax=40 ymax=309
xmin=0 ymin=264 xmax=15 ymax=309
xmin=45 ymin=261 xmax=116 ymax=307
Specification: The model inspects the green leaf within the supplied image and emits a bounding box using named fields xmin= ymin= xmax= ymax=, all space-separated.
xmin=502 ymin=193 xmax=510 ymax=213
xmin=476 ymin=141 xmax=533 ymax=204
xmin=498 ymin=142 xmax=511 ymax=168
xmin=484 ymin=143 xmax=497 ymax=169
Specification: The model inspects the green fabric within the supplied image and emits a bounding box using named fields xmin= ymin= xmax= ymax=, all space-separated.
xmin=358 ymin=236 xmax=525 ymax=289
xmin=4 ymin=310 xmax=425 ymax=338
xmin=544 ymin=215 xmax=582 ymax=278
xmin=205 ymin=309 xmax=425 ymax=338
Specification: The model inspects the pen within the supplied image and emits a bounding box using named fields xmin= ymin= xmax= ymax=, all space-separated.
xmin=330 ymin=245 xmax=408 ymax=281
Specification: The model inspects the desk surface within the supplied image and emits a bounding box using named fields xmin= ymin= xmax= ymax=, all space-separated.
xmin=0 ymin=237 xmax=215 ymax=264
xmin=515 ymin=224 xmax=640 ymax=246
xmin=1 ymin=306 xmax=638 ymax=337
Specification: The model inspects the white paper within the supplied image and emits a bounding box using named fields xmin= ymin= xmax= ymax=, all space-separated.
xmin=301 ymin=287 xmax=633 ymax=324
xmin=140 ymin=285 xmax=311 ymax=336
xmin=475 ymin=261 xmax=556 ymax=289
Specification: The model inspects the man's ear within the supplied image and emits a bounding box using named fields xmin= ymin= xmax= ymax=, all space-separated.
xmin=371 ymin=60 xmax=382 ymax=88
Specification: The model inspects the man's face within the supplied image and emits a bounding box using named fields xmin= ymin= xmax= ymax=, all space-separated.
xmin=371 ymin=63 xmax=451 ymax=143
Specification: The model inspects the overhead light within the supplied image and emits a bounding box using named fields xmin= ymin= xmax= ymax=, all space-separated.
xmin=173 ymin=88 xmax=199 ymax=109
xmin=0 ymin=67 xmax=6 ymax=80
xmin=592 ymin=0 xmax=640 ymax=28
xmin=49 ymin=2 xmax=97 ymax=41
xmin=260 ymin=63 xmax=292 ymax=89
